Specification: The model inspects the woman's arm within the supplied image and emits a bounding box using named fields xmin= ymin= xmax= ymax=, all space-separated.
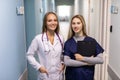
xmin=64 ymin=55 xmax=90 ymax=67
xmin=83 ymin=53 xmax=103 ymax=64
xmin=75 ymin=53 xmax=103 ymax=64
xmin=26 ymin=37 xmax=41 ymax=70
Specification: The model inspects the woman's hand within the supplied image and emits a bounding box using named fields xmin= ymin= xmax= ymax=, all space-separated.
xmin=57 ymin=63 xmax=65 ymax=74
xmin=61 ymin=64 xmax=65 ymax=71
xmin=74 ymin=53 xmax=84 ymax=61
xmin=60 ymin=64 xmax=65 ymax=71
xmin=39 ymin=66 xmax=48 ymax=75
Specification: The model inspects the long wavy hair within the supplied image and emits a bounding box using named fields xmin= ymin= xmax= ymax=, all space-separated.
xmin=42 ymin=12 xmax=60 ymax=34
xmin=67 ymin=15 xmax=87 ymax=39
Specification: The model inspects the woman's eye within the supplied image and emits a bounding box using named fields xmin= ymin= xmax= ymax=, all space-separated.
xmin=47 ymin=20 xmax=52 ymax=22
xmin=54 ymin=19 xmax=57 ymax=22
xmin=72 ymin=22 xmax=75 ymax=25
xmin=77 ymin=22 xmax=80 ymax=24
xmin=47 ymin=19 xmax=57 ymax=22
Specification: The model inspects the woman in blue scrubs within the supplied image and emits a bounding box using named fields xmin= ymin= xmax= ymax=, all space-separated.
xmin=63 ymin=15 xmax=104 ymax=80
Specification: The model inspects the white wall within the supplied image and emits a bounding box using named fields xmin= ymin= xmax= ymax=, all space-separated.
xmin=109 ymin=0 xmax=120 ymax=79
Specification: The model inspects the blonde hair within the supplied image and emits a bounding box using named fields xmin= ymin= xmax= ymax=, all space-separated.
xmin=67 ymin=15 xmax=87 ymax=39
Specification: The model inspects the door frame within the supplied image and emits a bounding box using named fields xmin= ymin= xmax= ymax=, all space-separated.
xmin=100 ymin=0 xmax=111 ymax=80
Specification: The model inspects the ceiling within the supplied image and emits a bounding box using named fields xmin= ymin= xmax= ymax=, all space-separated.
xmin=55 ymin=0 xmax=74 ymax=6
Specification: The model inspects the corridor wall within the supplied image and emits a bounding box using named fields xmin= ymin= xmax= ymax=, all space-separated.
xmin=24 ymin=0 xmax=43 ymax=80
xmin=0 ymin=0 xmax=27 ymax=80
xmin=108 ymin=0 xmax=120 ymax=80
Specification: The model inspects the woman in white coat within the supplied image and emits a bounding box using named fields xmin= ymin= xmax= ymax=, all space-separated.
xmin=26 ymin=12 xmax=64 ymax=80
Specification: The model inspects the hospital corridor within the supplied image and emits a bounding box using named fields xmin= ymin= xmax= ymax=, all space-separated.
xmin=0 ymin=0 xmax=120 ymax=80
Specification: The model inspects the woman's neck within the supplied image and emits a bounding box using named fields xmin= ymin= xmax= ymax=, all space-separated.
xmin=74 ymin=32 xmax=85 ymax=41
xmin=46 ymin=30 xmax=55 ymax=36
xmin=75 ymin=32 xmax=83 ymax=37
xmin=46 ymin=30 xmax=55 ymax=45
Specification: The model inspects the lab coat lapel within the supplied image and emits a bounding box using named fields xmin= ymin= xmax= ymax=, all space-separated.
xmin=53 ymin=33 xmax=59 ymax=47
xmin=42 ymin=33 xmax=59 ymax=49
xmin=42 ymin=33 xmax=49 ymax=51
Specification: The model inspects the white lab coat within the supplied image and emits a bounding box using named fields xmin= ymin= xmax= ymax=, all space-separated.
xmin=26 ymin=33 xmax=64 ymax=80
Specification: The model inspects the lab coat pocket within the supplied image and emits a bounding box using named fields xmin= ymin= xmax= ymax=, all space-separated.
xmin=59 ymin=71 xmax=64 ymax=80
xmin=38 ymin=72 xmax=47 ymax=80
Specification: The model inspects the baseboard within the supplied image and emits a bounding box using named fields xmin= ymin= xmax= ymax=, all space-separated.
xmin=18 ymin=68 xmax=28 ymax=80
xmin=108 ymin=65 xmax=120 ymax=80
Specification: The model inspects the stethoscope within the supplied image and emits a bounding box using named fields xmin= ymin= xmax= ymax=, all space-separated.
xmin=41 ymin=32 xmax=64 ymax=79
xmin=42 ymin=32 xmax=63 ymax=53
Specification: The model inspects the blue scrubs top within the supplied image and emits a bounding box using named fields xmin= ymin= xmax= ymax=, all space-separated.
xmin=64 ymin=36 xmax=104 ymax=80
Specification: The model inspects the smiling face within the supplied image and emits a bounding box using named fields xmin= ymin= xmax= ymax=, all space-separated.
xmin=71 ymin=17 xmax=83 ymax=36
xmin=46 ymin=14 xmax=58 ymax=32
xmin=67 ymin=15 xmax=87 ymax=39
xmin=42 ymin=12 xmax=59 ymax=33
